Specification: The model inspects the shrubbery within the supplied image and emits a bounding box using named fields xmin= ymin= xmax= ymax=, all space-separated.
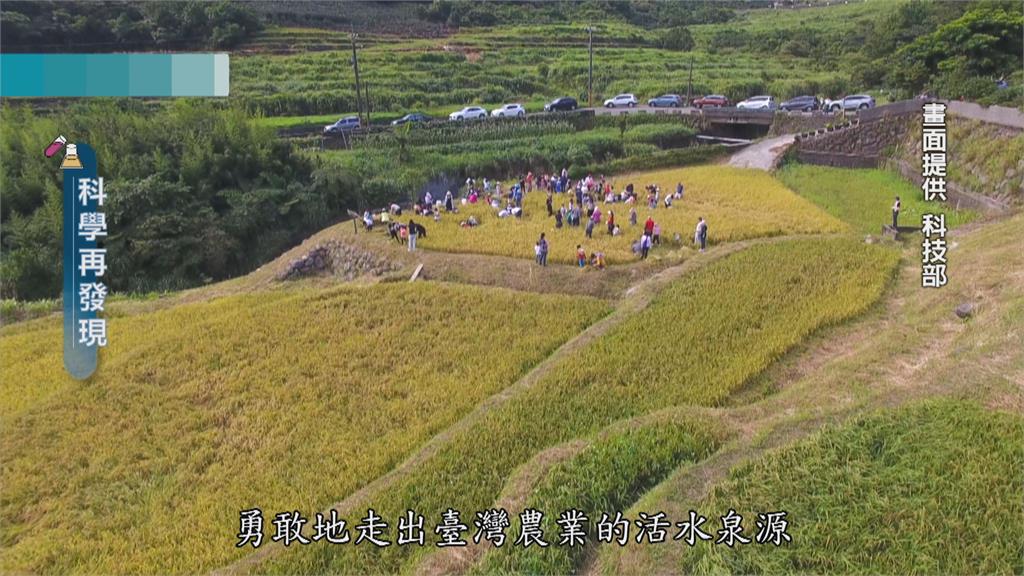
xmin=0 ymin=102 xmax=346 ymax=300
xmin=1 ymin=0 xmax=262 ymax=51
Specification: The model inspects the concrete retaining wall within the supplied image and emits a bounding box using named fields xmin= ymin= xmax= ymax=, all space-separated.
xmin=890 ymin=159 xmax=1012 ymax=214
xmin=795 ymin=150 xmax=881 ymax=169
xmin=947 ymin=101 xmax=1024 ymax=129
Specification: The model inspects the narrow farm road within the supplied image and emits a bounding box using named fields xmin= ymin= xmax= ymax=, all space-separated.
xmin=728 ymin=134 xmax=796 ymax=171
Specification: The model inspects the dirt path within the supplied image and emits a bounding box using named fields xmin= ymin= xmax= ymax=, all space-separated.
xmin=727 ymin=134 xmax=796 ymax=171
xmin=211 ymin=233 xmax=820 ymax=576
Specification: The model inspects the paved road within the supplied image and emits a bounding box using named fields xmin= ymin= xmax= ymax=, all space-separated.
xmin=590 ymin=104 xmax=696 ymax=116
xmin=727 ymin=134 xmax=796 ymax=171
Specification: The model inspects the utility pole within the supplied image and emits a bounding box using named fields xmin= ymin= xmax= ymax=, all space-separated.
xmin=686 ymin=56 xmax=694 ymax=106
xmin=587 ymin=25 xmax=594 ymax=108
xmin=364 ymin=81 xmax=371 ymax=124
xmin=350 ymin=30 xmax=365 ymax=128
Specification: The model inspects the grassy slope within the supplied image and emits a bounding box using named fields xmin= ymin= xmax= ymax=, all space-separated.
xmin=472 ymin=416 xmax=726 ymax=575
xmin=262 ymin=237 xmax=898 ymax=573
xmin=679 ymin=400 xmax=1023 ymax=574
xmin=945 ymin=117 xmax=1024 ymax=205
xmin=414 ymin=166 xmax=846 ymax=264
xmin=231 ymin=2 xmax=885 ymax=118
xmin=778 ymin=164 xmax=978 ymax=235
xmin=0 ymin=283 xmax=609 ymax=574
xmin=596 ymin=212 xmax=1024 ymax=575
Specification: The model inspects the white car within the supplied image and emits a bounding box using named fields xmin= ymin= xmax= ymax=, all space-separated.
xmin=449 ymin=106 xmax=488 ymax=121
xmin=491 ymin=103 xmax=526 ymax=118
xmin=736 ymin=95 xmax=777 ymax=110
xmin=603 ymin=93 xmax=638 ymax=108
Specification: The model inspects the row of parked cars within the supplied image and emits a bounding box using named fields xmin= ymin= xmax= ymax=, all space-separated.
xmin=690 ymin=93 xmax=877 ymax=112
xmin=324 ymin=93 xmax=876 ymax=133
xmin=602 ymin=92 xmax=876 ymax=112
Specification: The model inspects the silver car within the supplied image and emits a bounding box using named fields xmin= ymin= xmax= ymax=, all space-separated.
xmin=825 ymin=94 xmax=876 ymax=112
xmin=324 ymin=115 xmax=360 ymax=134
xmin=603 ymin=93 xmax=638 ymax=108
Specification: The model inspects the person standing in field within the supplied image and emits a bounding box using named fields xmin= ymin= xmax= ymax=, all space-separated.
xmin=577 ymin=244 xmax=587 ymax=268
xmin=892 ymin=196 xmax=901 ymax=228
xmin=630 ymin=206 xmax=638 ymax=226
xmin=607 ymin=210 xmax=615 ymax=235
xmin=546 ymin=191 xmax=554 ymax=217
xmin=644 ymin=216 xmax=655 ymax=237
xmin=408 ymin=219 xmax=419 ymax=252
xmin=640 ymin=233 xmax=652 ymax=260
xmin=538 ymin=233 xmax=549 ymax=267
xmin=653 ymin=222 xmax=661 ymax=245
xmin=695 ymin=217 xmax=708 ymax=253
xmin=585 ymin=217 xmax=595 ymax=239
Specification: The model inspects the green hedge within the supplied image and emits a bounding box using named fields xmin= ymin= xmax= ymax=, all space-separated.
xmin=573 ymin=144 xmax=729 ymax=178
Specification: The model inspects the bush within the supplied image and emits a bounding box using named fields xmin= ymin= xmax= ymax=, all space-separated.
xmin=659 ymin=26 xmax=694 ymax=51
xmin=1 ymin=102 xmax=332 ymax=300
xmin=574 ymin=144 xmax=728 ymax=178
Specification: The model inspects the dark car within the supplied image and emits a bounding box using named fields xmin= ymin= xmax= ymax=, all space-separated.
xmin=780 ymin=95 xmax=820 ymax=112
xmin=391 ymin=113 xmax=431 ymax=126
xmin=647 ymin=94 xmax=683 ymax=108
xmin=691 ymin=94 xmax=730 ymax=108
xmin=544 ymin=97 xmax=578 ymax=112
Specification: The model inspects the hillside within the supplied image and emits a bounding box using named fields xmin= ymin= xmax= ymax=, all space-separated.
xmin=3 ymin=158 xmax=1020 ymax=573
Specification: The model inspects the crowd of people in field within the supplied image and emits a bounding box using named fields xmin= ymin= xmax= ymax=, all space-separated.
xmin=360 ymin=168 xmax=710 ymax=264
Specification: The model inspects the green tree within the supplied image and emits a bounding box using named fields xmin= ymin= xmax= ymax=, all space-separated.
xmin=659 ymin=26 xmax=694 ymax=51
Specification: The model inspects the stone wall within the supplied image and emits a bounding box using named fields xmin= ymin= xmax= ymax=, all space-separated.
xmin=768 ymin=112 xmax=835 ymax=137
xmin=278 ymin=240 xmax=402 ymax=281
xmin=794 ymin=114 xmax=916 ymax=157
xmin=889 ymin=159 xmax=1011 ymax=214
xmin=795 ymin=150 xmax=881 ymax=169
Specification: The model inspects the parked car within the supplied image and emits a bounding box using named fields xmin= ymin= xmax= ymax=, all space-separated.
xmin=824 ymin=94 xmax=876 ymax=112
xmin=647 ymin=94 xmax=683 ymax=108
xmin=736 ymin=95 xmax=777 ymax=110
xmin=691 ymin=94 xmax=730 ymax=108
xmin=544 ymin=97 xmax=578 ymax=112
xmin=324 ymin=116 xmax=360 ymax=134
xmin=391 ymin=112 xmax=431 ymax=126
xmin=780 ymin=95 xmax=821 ymax=112
xmin=449 ymin=106 xmax=488 ymax=121
xmin=603 ymin=93 xmax=638 ymax=108
xmin=491 ymin=103 xmax=526 ymax=118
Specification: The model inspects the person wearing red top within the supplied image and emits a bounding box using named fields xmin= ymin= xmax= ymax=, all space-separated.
xmin=644 ymin=216 xmax=655 ymax=236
